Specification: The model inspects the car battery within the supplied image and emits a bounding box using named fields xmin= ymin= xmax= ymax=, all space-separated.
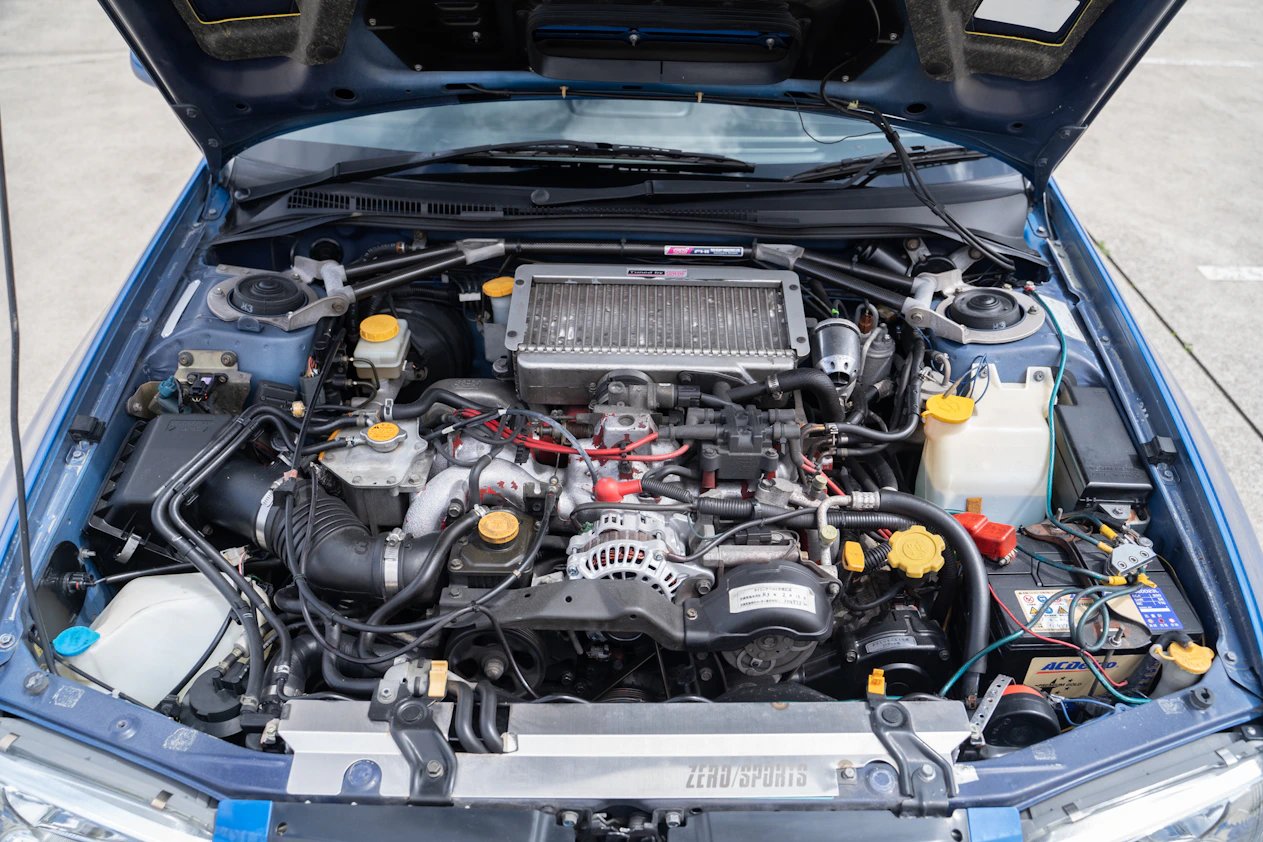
xmin=985 ymin=539 xmax=1202 ymax=698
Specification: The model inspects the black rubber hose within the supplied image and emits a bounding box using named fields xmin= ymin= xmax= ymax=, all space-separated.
xmin=467 ymin=454 xmax=493 ymax=508
xmin=452 ymin=683 xmax=488 ymax=753
xmin=874 ymin=490 xmax=988 ymax=697
xmin=929 ymin=545 xmax=961 ymax=623
xmin=696 ymin=496 xmax=757 ymax=520
xmin=868 ymin=456 xmax=900 ymax=491
xmin=727 ymin=368 xmax=845 ymax=422
xmin=794 ymin=258 xmax=909 ymax=311
xmin=321 ymin=627 xmax=378 ymax=695
xmin=390 ymin=387 xmax=493 ymax=421
xmin=477 ymin=683 xmax=505 ymax=753
xmin=640 ymin=477 xmax=696 ymax=504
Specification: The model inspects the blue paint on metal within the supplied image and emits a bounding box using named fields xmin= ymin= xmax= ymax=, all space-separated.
xmin=214 ymin=800 xmax=273 ymax=842
xmin=966 ymin=807 xmax=1023 ymax=842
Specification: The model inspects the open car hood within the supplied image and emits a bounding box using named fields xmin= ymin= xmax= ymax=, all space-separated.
xmin=101 ymin=0 xmax=1183 ymax=191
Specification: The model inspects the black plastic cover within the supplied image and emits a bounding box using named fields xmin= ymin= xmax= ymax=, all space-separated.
xmin=684 ymin=562 xmax=832 ymax=650
xmin=1053 ymin=383 xmax=1153 ymax=511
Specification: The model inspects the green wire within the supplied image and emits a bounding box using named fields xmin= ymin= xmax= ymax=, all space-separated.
xmin=1018 ymin=546 xmax=1113 ymax=582
xmin=939 ymin=583 xmax=1151 ymax=705
xmin=1032 ymin=291 xmax=1101 ymax=546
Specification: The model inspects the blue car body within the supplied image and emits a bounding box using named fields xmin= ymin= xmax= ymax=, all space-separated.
xmin=1 ymin=1 xmax=1260 ymax=838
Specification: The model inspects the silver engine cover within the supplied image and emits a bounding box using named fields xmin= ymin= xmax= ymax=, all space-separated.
xmin=504 ymin=264 xmax=809 ymax=404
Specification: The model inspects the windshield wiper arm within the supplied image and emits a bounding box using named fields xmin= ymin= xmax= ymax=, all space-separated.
xmin=787 ymin=146 xmax=987 ymax=184
xmin=240 ymin=140 xmax=754 ymax=203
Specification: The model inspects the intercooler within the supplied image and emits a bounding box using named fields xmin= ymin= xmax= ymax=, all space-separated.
xmin=503 ymin=264 xmax=809 ymax=403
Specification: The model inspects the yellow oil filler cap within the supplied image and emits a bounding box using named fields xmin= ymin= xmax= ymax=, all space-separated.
xmin=886 ymin=525 xmax=946 ymax=578
xmin=478 ymin=510 xmax=520 ymax=545
xmin=922 ymin=393 xmax=975 ymax=424
xmin=359 ymin=313 xmax=400 ymax=342
xmin=482 ymin=276 xmax=515 ymax=298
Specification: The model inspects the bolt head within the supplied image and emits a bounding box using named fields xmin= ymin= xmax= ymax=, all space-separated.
xmin=917 ymin=763 xmax=937 ymax=781
xmin=23 ymin=671 xmax=48 ymax=694
xmin=664 ymin=811 xmax=683 ymax=828
xmin=560 ymin=810 xmax=580 ymax=828
xmin=0 ymin=634 xmax=16 ymax=649
xmin=685 ymin=608 xmax=699 ymax=621
xmin=426 ymin=760 xmax=445 ymax=778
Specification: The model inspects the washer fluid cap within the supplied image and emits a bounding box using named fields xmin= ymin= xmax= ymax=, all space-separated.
xmin=359 ymin=314 xmax=400 ymax=342
xmin=1157 ymin=640 xmax=1214 ymax=675
xmin=923 ymin=393 xmax=975 ymax=424
xmin=52 ymin=626 xmax=100 ymax=657
xmin=886 ymin=525 xmax=946 ymax=578
xmin=478 ymin=511 xmax=520 ymax=545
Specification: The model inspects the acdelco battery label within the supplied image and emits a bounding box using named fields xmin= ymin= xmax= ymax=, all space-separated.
xmin=1130 ymin=587 xmax=1184 ymax=632
xmin=663 ymin=245 xmax=746 ymax=257
xmin=1023 ymin=653 xmax=1145 ymax=697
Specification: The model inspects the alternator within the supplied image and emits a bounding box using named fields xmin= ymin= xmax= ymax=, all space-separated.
xmin=565 ymin=511 xmax=712 ymax=598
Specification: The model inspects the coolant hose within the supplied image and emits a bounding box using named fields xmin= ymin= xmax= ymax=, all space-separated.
xmin=727 ymin=368 xmax=845 ymax=422
xmin=873 ymin=490 xmax=989 ymax=697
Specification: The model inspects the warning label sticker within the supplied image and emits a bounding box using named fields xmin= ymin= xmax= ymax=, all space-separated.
xmin=1023 ymin=653 xmax=1144 ymax=697
xmin=728 ymin=583 xmax=816 ymax=615
xmin=1014 ymin=589 xmax=1077 ymax=634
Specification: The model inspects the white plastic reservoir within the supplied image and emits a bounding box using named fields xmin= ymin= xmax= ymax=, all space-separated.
xmin=55 ymin=573 xmax=237 ymax=707
xmin=916 ymin=365 xmax=1055 ymax=527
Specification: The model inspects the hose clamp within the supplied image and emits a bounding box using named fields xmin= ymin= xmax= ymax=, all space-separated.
xmin=765 ymin=374 xmax=782 ymax=400
xmin=382 ymin=398 xmax=395 ymax=422
xmin=382 ymin=528 xmax=405 ymax=596
xmin=254 ymin=476 xmax=287 ymax=547
xmin=850 ymin=491 xmax=880 ymax=511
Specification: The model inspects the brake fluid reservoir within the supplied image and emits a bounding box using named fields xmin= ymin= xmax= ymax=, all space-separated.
xmin=354 ymin=314 xmax=410 ymax=380
xmin=915 ymin=365 xmax=1054 ymax=527
xmin=53 ymin=573 xmax=236 ymax=707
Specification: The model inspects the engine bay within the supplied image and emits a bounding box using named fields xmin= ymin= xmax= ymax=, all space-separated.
xmin=37 ymin=227 xmax=1215 ymax=804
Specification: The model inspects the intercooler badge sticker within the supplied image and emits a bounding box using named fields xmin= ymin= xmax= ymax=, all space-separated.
xmin=728 ymin=583 xmax=816 ymax=614
xmin=626 ymin=268 xmax=688 ymax=278
xmin=664 ymin=245 xmax=746 ymax=257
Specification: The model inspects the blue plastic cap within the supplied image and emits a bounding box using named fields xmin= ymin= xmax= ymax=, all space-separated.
xmin=157 ymin=376 xmax=179 ymax=399
xmin=52 ymin=626 xmax=100 ymax=657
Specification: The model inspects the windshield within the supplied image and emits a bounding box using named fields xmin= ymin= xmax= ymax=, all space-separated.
xmin=233 ymin=98 xmax=958 ymax=177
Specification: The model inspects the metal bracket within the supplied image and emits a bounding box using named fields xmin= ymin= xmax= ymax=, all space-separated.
xmin=389 ymin=700 xmax=457 ymax=804
xmin=869 ymin=701 xmax=955 ymax=816
xmin=968 ymin=674 xmax=1014 ymax=747
xmin=1109 ymin=542 xmax=1156 ymax=575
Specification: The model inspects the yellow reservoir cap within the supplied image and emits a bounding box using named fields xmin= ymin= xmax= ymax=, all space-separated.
xmin=886 ymin=525 xmax=946 ymax=578
xmin=483 ymin=276 xmax=515 ymax=298
xmin=365 ymin=422 xmax=401 ymax=443
xmin=842 ymin=541 xmax=866 ymax=573
xmin=1157 ymin=640 xmax=1214 ymax=676
xmin=922 ymin=393 xmax=975 ymax=425
xmin=867 ymin=668 xmax=886 ymax=697
xmin=478 ymin=510 xmax=520 ymax=545
xmin=359 ymin=314 xmax=400 ymax=342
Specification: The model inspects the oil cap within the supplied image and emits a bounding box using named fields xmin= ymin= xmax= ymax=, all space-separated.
xmin=478 ymin=511 xmax=520 ymax=545
xmin=886 ymin=525 xmax=946 ymax=578
xmin=359 ymin=314 xmax=400 ymax=342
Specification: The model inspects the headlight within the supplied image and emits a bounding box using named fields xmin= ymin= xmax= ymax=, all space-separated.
xmin=0 ymin=723 xmax=213 ymax=842
xmin=1026 ymin=740 xmax=1263 ymax=842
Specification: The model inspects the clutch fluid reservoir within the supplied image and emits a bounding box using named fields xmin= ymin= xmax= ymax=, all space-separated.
xmin=915 ymin=365 xmax=1054 ymax=527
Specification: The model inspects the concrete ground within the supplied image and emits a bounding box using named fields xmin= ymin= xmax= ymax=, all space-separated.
xmin=1 ymin=0 xmax=1261 ymax=528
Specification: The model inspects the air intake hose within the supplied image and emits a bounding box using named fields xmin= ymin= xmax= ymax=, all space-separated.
xmin=726 ymin=368 xmax=845 ymax=422
xmin=198 ymin=460 xmax=440 ymax=603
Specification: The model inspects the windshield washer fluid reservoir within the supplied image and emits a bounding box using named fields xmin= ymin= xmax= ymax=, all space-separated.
xmin=916 ymin=365 xmax=1054 ymax=527
xmin=56 ymin=573 xmax=236 ymax=707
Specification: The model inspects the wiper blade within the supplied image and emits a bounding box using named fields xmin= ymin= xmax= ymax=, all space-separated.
xmin=240 ymin=140 xmax=753 ymax=203
xmin=787 ymin=146 xmax=987 ymax=184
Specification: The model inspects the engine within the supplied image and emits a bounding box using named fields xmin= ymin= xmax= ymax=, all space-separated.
xmin=64 ymin=237 xmax=1194 ymax=760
